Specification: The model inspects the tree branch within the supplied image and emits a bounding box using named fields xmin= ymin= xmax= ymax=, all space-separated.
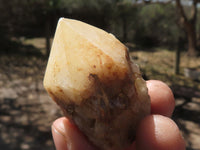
xmin=190 ymin=0 xmax=197 ymax=23
xmin=175 ymin=0 xmax=188 ymax=23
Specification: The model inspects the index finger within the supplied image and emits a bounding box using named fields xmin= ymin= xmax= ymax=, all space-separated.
xmin=146 ymin=80 xmax=175 ymax=117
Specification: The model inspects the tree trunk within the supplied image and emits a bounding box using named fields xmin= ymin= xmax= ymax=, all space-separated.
xmin=122 ymin=16 xmax=127 ymax=42
xmin=186 ymin=23 xmax=197 ymax=56
xmin=175 ymin=37 xmax=182 ymax=75
xmin=45 ymin=18 xmax=51 ymax=57
xmin=176 ymin=0 xmax=198 ymax=56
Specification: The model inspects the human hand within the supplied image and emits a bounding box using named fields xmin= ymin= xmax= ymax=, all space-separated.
xmin=51 ymin=80 xmax=186 ymax=150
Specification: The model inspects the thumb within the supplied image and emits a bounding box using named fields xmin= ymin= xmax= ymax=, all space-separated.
xmin=52 ymin=117 xmax=96 ymax=150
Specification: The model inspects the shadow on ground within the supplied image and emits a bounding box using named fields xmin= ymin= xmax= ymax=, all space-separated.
xmin=173 ymin=95 xmax=200 ymax=150
xmin=0 ymin=98 xmax=54 ymax=150
xmin=0 ymin=38 xmax=45 ymax=58
xmin=0 ymin=42 xmax=62 ymax=150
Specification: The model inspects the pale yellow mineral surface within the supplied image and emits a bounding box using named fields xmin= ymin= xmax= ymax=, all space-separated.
xmin=44 ymin=18 xmax=150 ymax=150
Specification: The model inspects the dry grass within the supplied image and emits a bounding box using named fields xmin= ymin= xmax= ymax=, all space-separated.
xmin=24 ymin=38 xmax=53 ymax=55
xmin=130 ymin=48 xmax=200 ymax=89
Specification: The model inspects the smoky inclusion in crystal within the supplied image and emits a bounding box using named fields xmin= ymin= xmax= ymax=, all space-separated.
xmin=43 ymin=18 xmax=150 ymax=150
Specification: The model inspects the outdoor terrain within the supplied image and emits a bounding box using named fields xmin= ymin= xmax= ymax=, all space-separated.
xmin=129 ymin=46 xmax=200 ymax=150
xmin=0 ymin=38 xmax=200 ymax=150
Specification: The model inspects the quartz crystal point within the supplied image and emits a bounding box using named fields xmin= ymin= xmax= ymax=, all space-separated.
xmin=44 ymin=18 xmax=150 ymax=150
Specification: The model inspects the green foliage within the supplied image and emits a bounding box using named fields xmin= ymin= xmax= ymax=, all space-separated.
xmin=133 ymin=4 xmax=180 ymax=47
xmin=58 ymin=0 xmax=114 ymax=14
xmin=0 ymin=0 xmax=191 ymax=49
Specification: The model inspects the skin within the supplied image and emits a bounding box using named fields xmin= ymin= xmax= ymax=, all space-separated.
xmin=51 ymin=80 xmax=186 ymax=150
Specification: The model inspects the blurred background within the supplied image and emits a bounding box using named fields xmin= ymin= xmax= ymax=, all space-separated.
xmin=0 ymin=0 xmax=200 ymax=150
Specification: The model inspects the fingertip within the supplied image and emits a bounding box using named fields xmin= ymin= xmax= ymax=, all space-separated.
xmin=136 ymin=115 xmax=186 ymax=150
xmin=146 ymin=80 xmax=175 ymax=117
xmin=52 ymin=117 xmax=95 ymax=150
xmin=52 ymin=117 xmax=69 ymax=150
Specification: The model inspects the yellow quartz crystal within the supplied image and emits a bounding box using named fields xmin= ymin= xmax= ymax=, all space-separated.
xmin=44 ymin=18 xmax=150 ymax=150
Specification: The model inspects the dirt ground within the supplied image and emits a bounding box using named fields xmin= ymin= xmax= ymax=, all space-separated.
xmin=0 ymin=39 xmax=200 ymax=150
xmin=0 ymin=54 xmax=62 ymax=150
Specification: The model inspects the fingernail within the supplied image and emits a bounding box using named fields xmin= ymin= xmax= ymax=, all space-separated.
xmin=52 ymin=120 xmax=68 ymax=150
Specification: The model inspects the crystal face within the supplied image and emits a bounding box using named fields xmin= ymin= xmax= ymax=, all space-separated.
xmin=43 ymin=18 xmax=150 ymax=150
